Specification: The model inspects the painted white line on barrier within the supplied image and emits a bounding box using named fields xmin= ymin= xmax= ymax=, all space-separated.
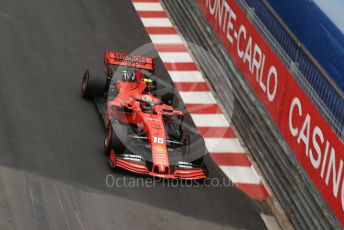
xmin=179 ymin=91 xmax=216 ymax=104
xmin=133 ymin=3 xmax=163 ymax=11
xmin=204 ymin=138 xmax=245 ymax=153
xmin=169 ymin=71 xmax=205 ymax=82
xmin=191 ymin=114 xmax=229 ymax=127
xmin=260 ymin=214 xmax=281 ymax=230
xmin=149 ymin=34 xmax=183 ymax=44
xmin=141 ymin=18 xmax=172 ymax=27
xmin=220 ymin=166 xmax=261 ymax=184
xmin=158 ymin=52 xmax=193 ymax=63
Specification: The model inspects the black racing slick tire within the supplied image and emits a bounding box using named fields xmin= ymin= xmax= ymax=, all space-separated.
xmin=82 ymin=69 xmax=107 ymax=99
xmin=104 ymin=122 xmax=126 ymax=157
xmin=182 ymin=134 xmax=191 ymax=160
xmin=182 ymin=134 xmax=208 ymax=178
xmin=165 ymin=117 xmax=183 ymax=142
xmin=104 ymin=123 xmax=114 ymax=157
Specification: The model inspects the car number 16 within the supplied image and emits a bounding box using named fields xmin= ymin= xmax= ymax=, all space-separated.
xmin=153 ymin=137 xmax=164 ymax=144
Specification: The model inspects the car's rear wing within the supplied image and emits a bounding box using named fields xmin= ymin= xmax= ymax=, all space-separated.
xmin=104 ymin=50 xmax=154 ymax=71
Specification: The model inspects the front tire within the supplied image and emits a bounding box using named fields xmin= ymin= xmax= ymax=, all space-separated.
xmin=104 ymin=123 xmax=113 ymax=157
xmin=104 ymin=122 xmax=126 ymax=157
xmin=182 ymin=135 xmax=190 ymax=160
xmin=166 ymin=119 xmax=183 ymax=142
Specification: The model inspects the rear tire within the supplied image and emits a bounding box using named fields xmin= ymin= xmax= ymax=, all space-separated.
xmin=160 ymin=91 xmax=174 ymax=106
xmin=82 ymin=69 xmax=107 ymax=99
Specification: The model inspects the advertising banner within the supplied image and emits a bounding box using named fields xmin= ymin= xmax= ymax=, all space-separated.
xmin=197 ymin=0 xmax=344 ymax=225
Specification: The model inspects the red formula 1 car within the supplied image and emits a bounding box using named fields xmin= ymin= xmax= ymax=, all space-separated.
xmin=81 ymin=50 xmax=207 ymax=180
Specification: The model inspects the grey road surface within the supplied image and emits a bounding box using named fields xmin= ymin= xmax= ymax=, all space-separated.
xmin=0 ymin=0 xmax=269 ymax=229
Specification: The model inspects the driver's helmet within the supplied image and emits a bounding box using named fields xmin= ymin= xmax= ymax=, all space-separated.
xmin=140 ymin=95 xmax=153 ymax=113
xmin=141 ymin=94 xmax=153 ymax=103
xmin=122 ymin=71 xmax=136 ymax=82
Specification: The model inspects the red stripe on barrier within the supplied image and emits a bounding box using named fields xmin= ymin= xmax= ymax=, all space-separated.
xmin=185 ymin=104 xmax=222 ymax=114
xmin=138 ymin=11 xmax=167 ymax=18
xmin=155 ymin=44 xmax=187 ymax=52
xmin=146 ymin=27 xmax=177 ymax=34
xmin=175 ymin=82 xmax=210 ymax=91
xmin=235 ymin=183 xmax=269 ymax=201
xmin=210 ymin=153 xmax=252 ymax=167
xmin=164 ymin=62 xmax=198 ymax=71
xmin=197 ymin=127 xmax=237 ymax=138
xmin=211 ymin=153 xmax=251 ymax=166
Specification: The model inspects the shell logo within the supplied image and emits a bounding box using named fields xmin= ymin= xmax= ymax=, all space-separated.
xmin=154 ymin=145 xmax=165 ymax=152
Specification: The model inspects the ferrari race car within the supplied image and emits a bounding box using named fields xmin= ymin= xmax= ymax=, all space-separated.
xmin=81 ymin=50 xmax=208 ymax=179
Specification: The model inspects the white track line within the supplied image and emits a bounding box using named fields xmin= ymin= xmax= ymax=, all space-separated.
xmin=179 ymin=91 xmax=216 ymax=104
xmin=220 ymin=166 xmax=261 ymax=184
xmin=204 ymin=138 xmax=245 ymax=153
xmin=133 ymin=3 xmax=163 ymax=11
xmin=149 ymin=34 xmax=183 ymax=44
xmin=158 ymin=52 xmax=193 ymax=63
xmin=141 ymin=18 xmax=172 ymax=27
xmin=191 ymin=114 xmax=229 ymax=127
xmin=169 ymin=71 xmax=205 ymax=82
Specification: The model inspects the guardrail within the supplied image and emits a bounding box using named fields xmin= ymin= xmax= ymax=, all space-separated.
xmin=238 ymin=0 xmax=343 ymax=141
xmin=161 ymin=0 xmax=342 ymax=229
xmin=258 ymin=0 xmax=344 ymax=100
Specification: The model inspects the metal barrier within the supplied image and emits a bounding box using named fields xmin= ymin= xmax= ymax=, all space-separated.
xmin=161 ymin=0 xmax=342 ymax=229
xmin=237 ymin=0 xmax=344 ymax=140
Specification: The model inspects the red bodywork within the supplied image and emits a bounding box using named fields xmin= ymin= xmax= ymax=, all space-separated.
xmin=104 ymin=51 xmax=207 ymax=180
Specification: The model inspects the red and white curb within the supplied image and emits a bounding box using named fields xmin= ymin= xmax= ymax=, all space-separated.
xmin=132 ymin=0 xmax=269 ymax=201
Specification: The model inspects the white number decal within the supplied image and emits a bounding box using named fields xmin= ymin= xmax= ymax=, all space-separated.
xmin=153 ymin=137 xmax=164 ymax=144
